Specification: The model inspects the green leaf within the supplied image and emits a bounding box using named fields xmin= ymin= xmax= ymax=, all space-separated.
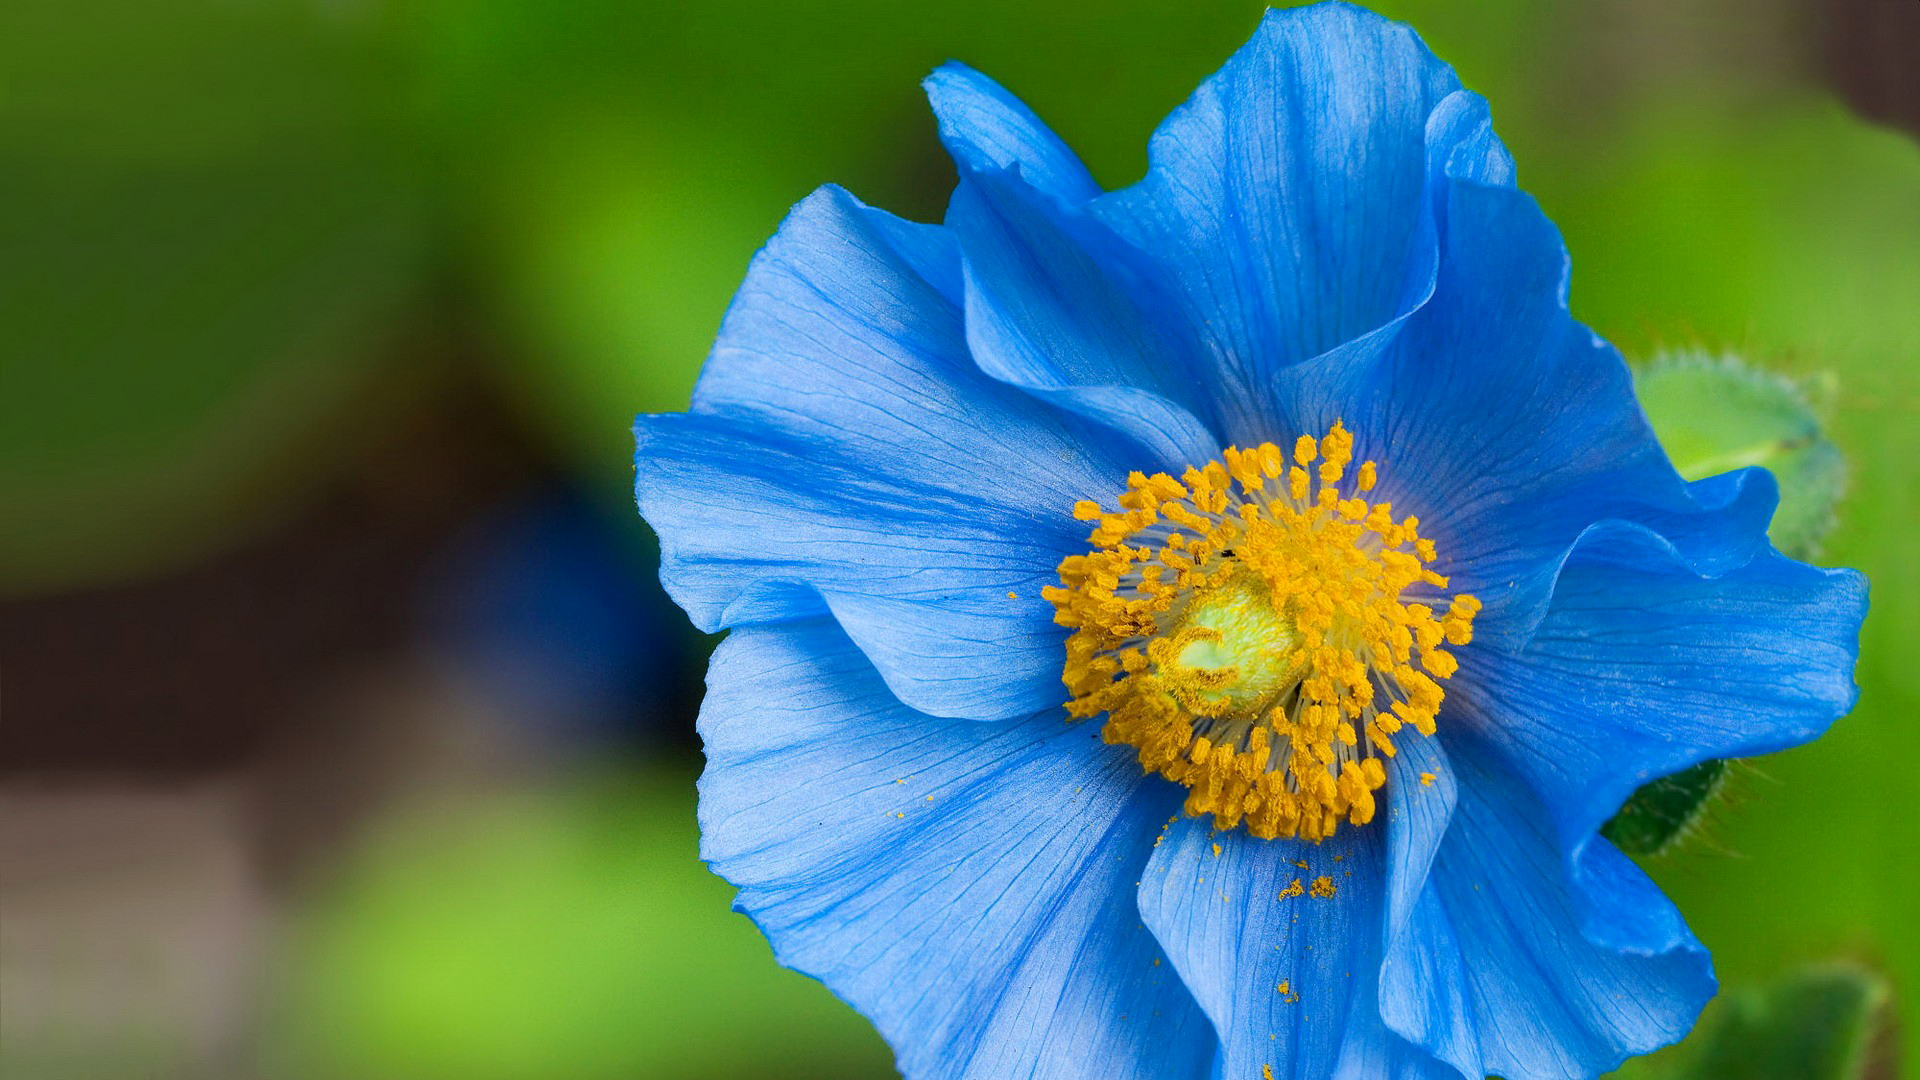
xmin=1600 ymin=759 xmax=1729 ymax=857
xmin=1633 ymin=350 xmax=1847 ymax=561
xmin=1630 ymin=966 xmax=1897 ymax=1080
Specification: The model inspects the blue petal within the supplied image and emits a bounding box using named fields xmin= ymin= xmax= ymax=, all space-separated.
xmin=1275 ymin=171 xmax=1775 ymax=654
xmin=1332 ymin=945 xmax=1476 ymax=1080
xmin=636 ymin=185 xmax=1136 ymax=719
xmin=1139 ymin=817 xmax=1446 ymax=1079
xmin=1374 ymin=739 xmax=1478 ymax=1079
xmin=925 ymin=62 xmax=1102 ymax=206
xmin=1389 ymin=741 xmax=1716 ymax=1079
xmin=1423 ymin=90 xmax=1514 ymax=194
xmin=1381 ymin=732 xmax=1456 ymax=944
xmin=1377 ymin=886 xmax=1480 ymax=1079
xmin=635 ymin=415 xmax=1081 ymax=721
xmin=947 ymin=163 xmax=1222 ymax=470
xmin=1349 ymin=740 xmax=1474 ymax=1080
xmin=1094 ymin=2 xmax=1474 ymax=445
xmin=1452 ymin=522 xmax=1865 ymax=947
xmin=699 ymin=621 xmax=1216 ymax=1080
xmin=1138 ymin=736 xmax=1463 ymax=1080
xmin=1137 ymin=818 xmax=1378 ymax=1079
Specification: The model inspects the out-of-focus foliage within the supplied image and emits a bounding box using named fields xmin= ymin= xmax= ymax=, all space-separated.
xmin=264 ymin=770 xmax=895 ymax=1080
xmin=0 ymin=0 xmax=435 ymax=593
xmin=1677 ymin=967 xmax=1893 ymax=1080
xmin=1611 ymin=965 xmax=1895 ymax=1080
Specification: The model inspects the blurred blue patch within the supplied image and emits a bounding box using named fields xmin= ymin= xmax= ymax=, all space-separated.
xmin=421 ymin=490 xmax=695 ymax=749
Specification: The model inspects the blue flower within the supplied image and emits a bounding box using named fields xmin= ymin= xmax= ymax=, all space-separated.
xmin=632 ymin=4 xmax=1867 ymax=1078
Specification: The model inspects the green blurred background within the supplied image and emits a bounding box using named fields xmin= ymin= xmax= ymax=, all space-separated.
xmin=1 ymin=1 xmax=1914 ymax=1077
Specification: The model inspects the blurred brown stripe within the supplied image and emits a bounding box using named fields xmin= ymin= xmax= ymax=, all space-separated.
xmin=1820 ymin=0 xmax=1920 ymax=137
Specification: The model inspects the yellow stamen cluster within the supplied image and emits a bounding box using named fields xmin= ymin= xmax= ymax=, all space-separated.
xmin=1043 ymin=421 xmax=1478 ymax=841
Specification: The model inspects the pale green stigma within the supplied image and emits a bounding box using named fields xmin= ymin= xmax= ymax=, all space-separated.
xmin=1169 ymin=571 xmax=1305 ymax=714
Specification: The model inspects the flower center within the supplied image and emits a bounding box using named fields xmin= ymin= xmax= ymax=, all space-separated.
xmin=1043 ymin=421 xmax=1479 ymax=841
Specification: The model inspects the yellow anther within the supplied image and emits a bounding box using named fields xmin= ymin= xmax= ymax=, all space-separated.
xmin=1048 ymin=422 xmax=1477 ymax=842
